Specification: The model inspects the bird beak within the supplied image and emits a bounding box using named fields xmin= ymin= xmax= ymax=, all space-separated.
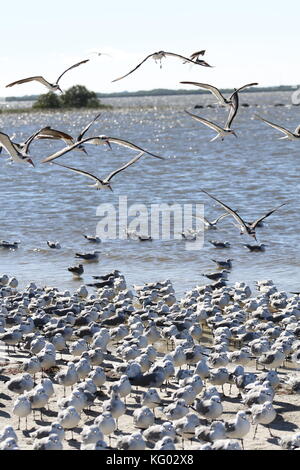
xmin=105 ymin=140 xmax=112 ymax=150
xmin=232 ymin=131 xmax=238 ymax=138
xmin=58 ymin=86 xmax=63 ymax=93
xmin=108 ymin=184 xmax=113 ymax=192
xmin=27 ymin=158 xmax=35 ymax=167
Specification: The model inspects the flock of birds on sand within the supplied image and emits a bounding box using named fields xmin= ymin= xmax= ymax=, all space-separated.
xmin=1 ymin=273 xmax=300 ymax=450
xmin=0 ymin=49 xmax=299 ymax=451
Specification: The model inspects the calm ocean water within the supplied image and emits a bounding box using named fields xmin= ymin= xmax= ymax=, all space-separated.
xmin=0 ymin=91 xmax=299 ymax=297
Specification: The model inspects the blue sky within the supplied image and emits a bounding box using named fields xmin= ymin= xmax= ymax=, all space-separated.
xmin=1 ymin=0 xmax=299 ymax=96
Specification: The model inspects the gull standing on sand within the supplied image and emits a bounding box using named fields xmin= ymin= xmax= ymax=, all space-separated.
xmin=201 ymin=188 xmax=286 ymax=241
xmin=6 ymin=59 xmax=90 ymax=92
xmin=12 ymin=395 xmax=32 ymax=429
xmin=224 ymin=410 xmax=251 ymax=449
xmin=250 ymin=401 xmax=277 ymax=438
xmin=112 ymin=50 xmax=212 ymax=82
xmin=50 ymin=151 xmax=146 ymax=191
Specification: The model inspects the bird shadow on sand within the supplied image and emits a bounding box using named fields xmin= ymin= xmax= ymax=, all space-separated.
xmin=0 ymin=409 xmax=10 ymax=418
xmin=67 ymin=438 xmax=81 ymax=450
xmin=0 ymin=392 xmax=12 ymax=401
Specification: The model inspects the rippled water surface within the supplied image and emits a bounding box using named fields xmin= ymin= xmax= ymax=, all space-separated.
xmin=0 ymin=91 xmax=299 ymax=296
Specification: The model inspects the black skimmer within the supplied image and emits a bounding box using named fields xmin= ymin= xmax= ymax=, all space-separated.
xmin=254 ymin=114 xmax=300 ymax=140
xmin=6 ymin=59 xmax=89 ymax=92
xmin=0 ymin=131 xmax=36 ymax=166
xmin=184 ymin=110 xmax=237 ymax=141
xmin=41 ymin=134 xmax=164 ymax=163
xmin=112 ymin=50 xmax=212 ymax=82
xmin=200 ymin=188 xmax=286 ymax=241
xmin=51 ymin=151 xmax=146 ymax=190
xmin=180 ymin=81 xmax=258 ymax=106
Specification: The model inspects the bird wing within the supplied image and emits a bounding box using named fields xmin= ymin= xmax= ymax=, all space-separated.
xmin=211 ymin=213 xmax=230 ymax=225
xmin=77 ymin=112 xmax=102 ymax=141
xmin=105 ymin=137 xmax=165 ymax=159
xmin=164 ymin=51 xmax=212 ymax=67
xmin=51 ymin=162 xmax=102 ymax=184
xmin=0 ymin=131 xmax=21 ymax=157
xmin=104 ymin=151 xmax=145 ymax=182
xmin=200 ymin=189 xmax=248 ymax=230
xmin=21 ymin=128 xmax=46 ymax=155
xmin=36 ymin=127 xmax=74 ymax=143
xmin=180 ymin=81 xmax=227 ymax=104
xmin=184 ymin=110 xmax=225 ymax=133
xmin=250 ymin=203 xmax=286 ymax=230
xmin=189 ymin=50 xmax=206 ymax=60
xmin=111 ymin=52 xmax=157 ymax=82
xmin=41 ymin=136 xmax=94 ymax=163
xmin=228 ymin=82 xmax=258 ymax=100
xmin=6 ymin=76 xmax=51 ymax=88
xmin=225 ymin=91 xmax=239 ymax=129
xmin=55 ymin=59 xmax=90 ymax=84
xmin=254 ymin=115 xmax=295 ymax=138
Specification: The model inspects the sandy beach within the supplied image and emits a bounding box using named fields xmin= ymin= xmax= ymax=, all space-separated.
xmin=1 ymin=272 xmax=300 ymax=452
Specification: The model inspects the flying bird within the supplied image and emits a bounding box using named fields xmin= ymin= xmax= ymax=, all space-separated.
xmin=0 ymin=131 xmax=36 ymax=166
xmin=254 ymin=114 xmax=300 ymax=140
xmin=200 ymin=188 xmax=286 ymax=241
xmin=180 ymin=81 xmax=258 ymax=106
xmin=6 ymin=59 xmax=90 ymax=92
xmin=51 ymin=151 xmax=146 ymax=190
xmin=112 ymin=50 xmax=212 ymax=82
xmin=184 ymin=110 xmax=237 ymax=141
xmin=41 ymin=134 xmax=164 ymax=163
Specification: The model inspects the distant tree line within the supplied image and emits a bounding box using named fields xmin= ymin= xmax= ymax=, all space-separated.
xmin=32 ymin=85 xmax=109 ymax=109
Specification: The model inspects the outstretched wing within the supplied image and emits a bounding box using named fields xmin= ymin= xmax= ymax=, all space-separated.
xmin=51 ymin=161 xmax=101 ymax=184
xmin=6 ymin=76 xmax=52 ymax=88
xmin=164 ymin=51 xmax=212 ymax=67
xmin=225 ymin=91 xmax=239 ymax=129
xmin=180 ymin=81 xmax=227 ymax=104
xmin=228 ymin=82 xmax=258 ymax=100
xmin=254 ymin=115 xmax=295 ymax=138
xmin=105 ymin=151 xmax=145 ymax=182
xmin=77 ymin=112 xmax=102 ymax=141
xmin=200 ymin=188 xmax=248 ymax=231
xmin=55 ymin=59 xmax=90 ymax=84
xmin=184 ymin=110 xmax=224 ymax=133
xmin=111 ymin=52 xmax=157 ymax=82
xmin=250 ymin=203 xmax=286 ymax=230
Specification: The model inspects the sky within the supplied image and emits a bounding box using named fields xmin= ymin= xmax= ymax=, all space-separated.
xmin=0 ymin=0 xmax=299 ymax=97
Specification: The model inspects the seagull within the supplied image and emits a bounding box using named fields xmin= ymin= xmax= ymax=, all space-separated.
xmin=6 ymin=59 xmax=90 ymax=92
xmin=200 ymin=188 xmax=286 ymax=241
xmin=0 ymin=131 xmax=35 ymax=166
xmin=208 ymin=240 xmax=231 ymax=248
xmin=211 ymin=259 xmax=233 ymax=269
xmin=84 ymin=235 xmax=101 ymax=243
xmin=112 ymin=50 xmax=212 ymax=82
xmin=47 ymin=241 xmax=61 ymax=249
xmin=254 ymin=114 xmax=300 ymax=140
xmin=180 ymin=81 xmax=258 ymax=106
xmin=75 ymin=251 xmax=101 ymax=261
xmin=243 ymin=243 xmax=268 ymax=252
xmin=68 ymin=264 xmax=84 ymax=277
xmin=41 ymin=134 xmax=164 ymax=163
xmin=51 ymin=151 xmax=146 ymax=191
xmin=184 ymin=110 xmax=237 ymax=141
